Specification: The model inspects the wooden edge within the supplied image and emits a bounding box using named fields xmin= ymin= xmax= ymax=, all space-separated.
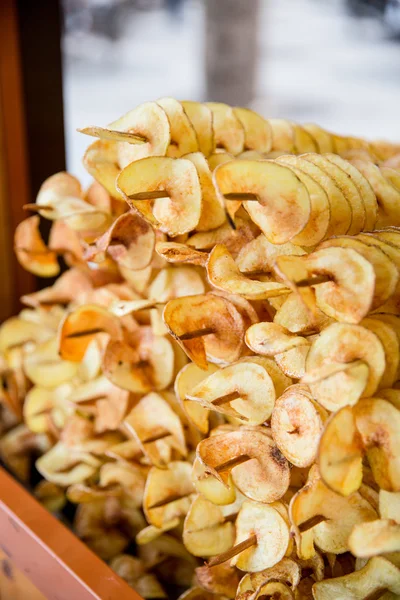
xmin=0 ymin=466 xmax=141 ymax=600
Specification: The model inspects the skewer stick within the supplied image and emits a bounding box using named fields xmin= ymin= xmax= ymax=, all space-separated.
xmin=297 ymin=274 xmax=331 ymax=287
xmin=223 ymin=193 xmax=260 ymax=201
xmin=141 ymin=431 xmax=172 ymax=444
xmin=298 ymin=515 xmax=327 ymax=533
xmin=211 ymin=391 xmax=242 ymax=406
xmin=65 ymin=328 xmax=105 ymax=339
xmin=148 ymin=492 xmax=193 ymax=510
xmin=207 ymin=534 xmax=258 ymax=567
xmin=215 ymin=454 xmax=252 ymax=473
xmin=23 ymin=203 xmax=53 ymax=211
xmin=179 ymin=327 xmax=215 ymax=341
xmin=128 ymin=190 xmax=169 ymax=200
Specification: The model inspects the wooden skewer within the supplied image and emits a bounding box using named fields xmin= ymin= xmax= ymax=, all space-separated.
xmin=65 ymin=328 xmax=105 ymax=339
xmin=298 ymin=515 xmax=327 ymax=533
xmin=215 ymin=454 xmax=252 ymax=473
xmin=363 ymin=589 xmax=390 ymax=600
xmin=178 ymin=327 xmax=215 ymax=341
xmin=211 ymin=391 xmax=242 ymax=406
xmin=78 ymin=127 xmax=147 ymax=145
xmin=207 ymin=534 xmax=258 ymax=567
xmin=148 ymin=492 xmax=193 ymax=510
xmin=23 ymin=203 xmax=53 ymax=211
xmin=128 ymin=190 xmax=169 ymax=200
xmin=141 ymin=431 xmax=172 ymax=444
xmin=223 ymin=193 xmax=260 ymax=201
xmin=296 ymin=274 xmax=331 ymax=288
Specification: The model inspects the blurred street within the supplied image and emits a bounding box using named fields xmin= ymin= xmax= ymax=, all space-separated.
xmin=62 ymin=0 xmax=400 ymax=182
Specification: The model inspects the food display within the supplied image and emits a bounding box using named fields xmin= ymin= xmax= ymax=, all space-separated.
xmin=1 ymin=98 xmax=400 ymax=599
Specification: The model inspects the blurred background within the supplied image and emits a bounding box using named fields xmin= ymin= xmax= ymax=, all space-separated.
xmin=61 ymin=0 xmax=400 ymax=181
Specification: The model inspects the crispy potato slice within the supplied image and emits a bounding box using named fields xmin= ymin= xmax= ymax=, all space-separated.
xmin=156 ymin=242 xmax=208 ymax=267
xmin=34 ymin=480 xmax=66 ymax=513
xmin=197 ymin=429 xmax=290 ymax=503
xmin=325 ymin=153 xmax=378 ymax=231
xmin=269 ymin=120 xmax=295 ymax=152
xmin=186 ymin=359 xmax=276 ymax=425
xmin=236 ymin=557 xmax=301 ymax=600
xmin=196 ymin=563 xmax=240 ymax=599
xmin=271 ymin=384 xmax=327 ymax=468
xmin=110 ymin=555 xmax=166 ymax=598
xmin=181 ymin=101 xmax=214 ymax=156
xmin=379 ymin=491 xmax=400 ymax=523
xmin=349 ymin=519 xmax=400 ymax=557
xmin=84 ymin=211 xmax=155 ymax=271
xmin=0 ymin=316 xmax=53 ymax=354
xmin=305 ymin=323 xmax=385 ymax=409
xmin=23 ymin=337 xmax=78 ymax=388
xmin=245 ymin=322 xmax=310 ymax=356
xmin=35 ymin=441 xmax=99 ymax=486
xmin=274 ymin=293 xmax=332 ymax=335
xmin=278 ymin=154 xmax=352 ymax=237
xmin=21 ymin=268 xmax=92 ymax=308
xmin=302 ymin=123 xmax=335 ymax=153
xmin=205 ymin=102 xmax=245 ymax=155
xmin=361 ymin=318 xmax=399 ymax=389
xmin=207 ymin=244 xmax=289 ymax=300
xmin=191 ymin=457 xmax=236 ymax=505
xmin=290 ymin=473 xmax=377 ymax=557
xmin=163 ymin=293 xmax=247 ymax=369
xmin=276 ymin=246 xmax=376 ymax=324
xmin=292 ymin=124 xmax=318 ymax=153
xmin=236 ymin=234 xmax=306 ymax=276
xmin=303 ymin=153 xmax=366 ymax=234
xmin=58 ymin=304 xmax=122 ymax=361
xmin=207 ymin=151 xmax=234 ymax=171
xmin=318 ymin=406 xmax=363 ymax=497
xmin=103 ymin=332 xmax=174 ymax=394
xmin=177 ymin=588 xmax=224 ymax=600
xmin=143 ymin=461 xmax=195 ymax=528
xmin=214 ymin=160 xmax=310 ymax=244
xmin=82 ymin=140 xmax=124 ymax=200
xmin=149 ymin=266 xmax=205 ymax=302
xmin=175 ymin=362 xmax=220 ymax=434
xmin=183 ymin=494 xmax=235 ymax=557
xmin=157 ymin=97 xmax=198 ymax=157
xmin=319 ymin=237 xmax=399 ymax=312
xmin=274 ymin=157 xmax=331 ymax=247
xmin=312 ymin=556 xmax=400 ymax=600
xmin=184 ymin=152 xmax=226 ymax=231
xmin=233 ymin=107 xmax=272 ymax=153
xmin=117 ymin=156 xmax=202 ymax=236
xmin=231 ymin=501 xmax=290 ymax=572
xmin=124 ymin=392 xmax=186 ymax=467
xmin=14 ymin=216 xmax=60 ymax=277
xmin=351 ymin=158 xmax=400 ymax=227
xmin=354 ymin=398 xmax=400 ymax=492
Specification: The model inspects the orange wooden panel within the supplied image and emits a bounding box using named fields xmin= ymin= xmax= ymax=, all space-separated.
xmin=0 ymin=467 xmax=141 ymax=600
xmin=0 ymin=548 xmax=47 ymax=600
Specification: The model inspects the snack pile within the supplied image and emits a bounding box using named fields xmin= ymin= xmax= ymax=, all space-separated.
xmin=1 ymin=98 xmax=400 ymax=599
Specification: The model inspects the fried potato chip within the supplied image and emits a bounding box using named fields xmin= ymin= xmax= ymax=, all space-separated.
xmin=271 ymin=384 xmax=327 ymax=468
xmin=117 ymin=156 xmax=202 ymax=236
xmin=236 ymin=557 xmax=301 ymax=600
xmin=196 ymin=563 xmax=240 ymax=599
xmin=124 ymin=392 xmax=186 ymax=467
xmin=233 ymin=108 xmax=272 ymax=153
xmin=0 ymin=315 xmax=53 ymax=353
xmin=235 ymin=234 xmax=306 ymax=277
xmin=318 ymin=406 xmax=363 ymax=497
xmin=156 ymin=242 xmax=208 ymax=267
xmin=230 ymin=501 xmax=289 ymax=572
xmin=354 ymin=398 xmax=400 ymax=492
xmin=59 ymin=304 xmax=122 ymax=361
xmin=156 ymin=97 xmax=198 ymax=157
xmin=175 ymin=362 xmax=220 ymax=434
xmin=349 ymin=519 xmax=400 ymax=558
xmin=245 ymin=322 xmax=310 ymax=357
xmin=183 ymin=494 xmax=235 ymax=557
xmin=14 ymin=216 xmax=60 ymax=277
xmin=184 ymin=152 xmax=226 ymax=231
xmin=149 ymin=266 xmax=205 ymax=302
xmin=110 ymin=555 xmax=167 ymax=598
xmin=214 ymin=160 xmax=310 ymax=244
xmin=84 ymin=210 xmax=155 ymax=270
xmin=83 ymin=140 xmax=125 ymax=200
xmin=304 ymin=323 xmax=385 ymax=410
xmin=23 ymin=337 xmax=78 ymax=388
xmin=379 ymin=491 xmax=400 ymax=523
xmin=34 ymin=480 xmax=66 ymax=513
xmin=36 ymin=441 xmax=99 ymax=486
xmin=197 ymin=429 xmax=290 ymax=503
xmin=143 ymin=461 xmax=195 ymax=528
xmin=361 ymin=318 xmax=399 ymax=389
xmin=191 ymin=457 xmax=236 ymax=505
xmin=269 ymin=120 xmax=295 ymax=152
xmin=312 ymin=556 xmax=400 ymax=600
xmin=207 ymin=244 xmax=289 ymax=300
xmin=186 ymin=359 xmax=276 ymax=425
xmin=163 ymin=293 xmax=247 ymax=369
xmin=302 ymin=123 xmax=334 ymax=153
xmin=205 ymin=102 xmax=245 ymax=155
xmin=181 ymin=101 xmax=214 ymax=156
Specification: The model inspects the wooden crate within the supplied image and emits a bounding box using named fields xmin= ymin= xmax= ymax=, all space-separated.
xmin=0 ymin=466 xmax=141 ymax=600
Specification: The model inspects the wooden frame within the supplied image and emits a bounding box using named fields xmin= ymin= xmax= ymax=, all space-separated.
xmin=0 ymin=466 xmax=140 ymax=599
